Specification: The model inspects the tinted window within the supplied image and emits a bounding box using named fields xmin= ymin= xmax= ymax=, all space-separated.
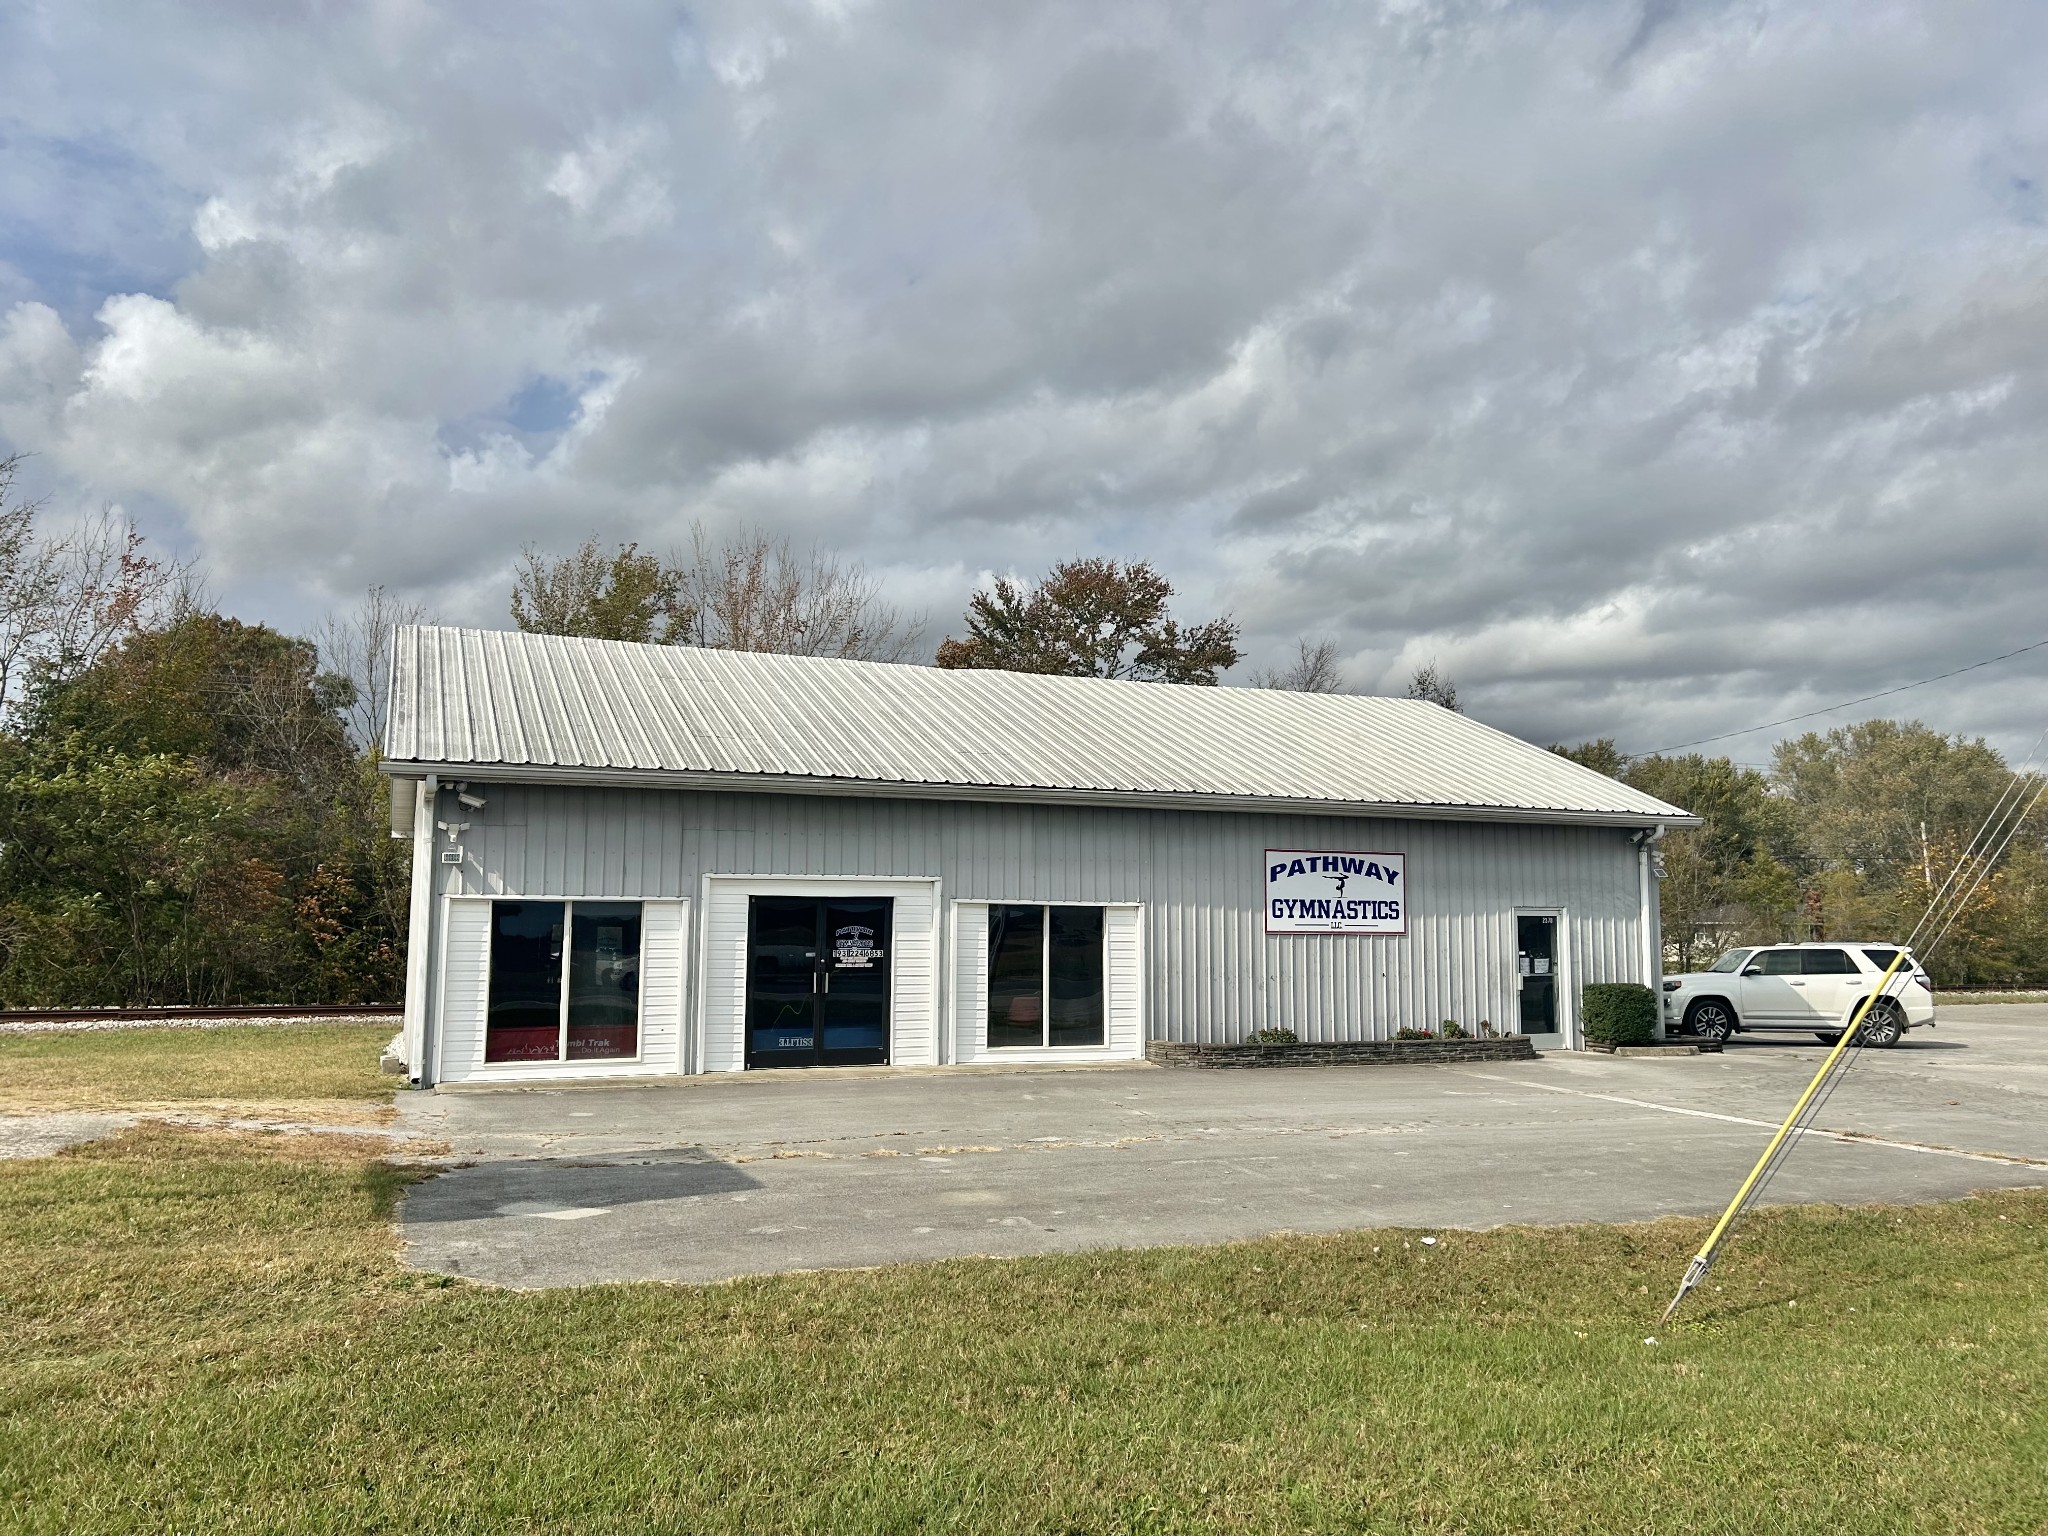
xmin=1861 ymin=948 xmax=1902 ymax=972
xmin=987 ymin=905 xmax=1044 ymax=1048
xmin=1756 ymin=950 xmax=1803 ymax=976
xmin=1708 ymin=949 xmax=1753 ymax=974
xmin=1048 ymin=907 xmax=1106 ymax=1047
xmin=486 ymin=901 xmax=564 ymax=1062
xmin=1802 ymin=948 xmax=1858 ymax=975
xmin=566 ymin=902 xmax=641 ymax=1059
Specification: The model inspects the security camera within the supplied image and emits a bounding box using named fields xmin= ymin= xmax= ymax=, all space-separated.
xmin=457 ymin=789 xmax=487 ymax=811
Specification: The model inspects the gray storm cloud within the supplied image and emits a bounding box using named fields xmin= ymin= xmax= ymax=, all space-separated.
xmin=0 ymin=0 xmax=2044 ymax=755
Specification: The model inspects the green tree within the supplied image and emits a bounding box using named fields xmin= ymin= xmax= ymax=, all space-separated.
xmin=1549 ymin=740 xmax=1806 ymax=971
xmin=935 ymin=558 xmax=1241 ymax=684
xmin=1404 ymin=661 xmax=1460 ymax=712
xmin=511 ymin=540 xmax=691 ymax=643
xmin=0 ymin=613 xmax=405 ymax=1006
xmin=1771 ymin=720 xmax=2038 ymax=984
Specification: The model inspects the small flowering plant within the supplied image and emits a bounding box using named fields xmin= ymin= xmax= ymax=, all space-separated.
xmin=1394 ymin=1026 xmax=1437 ymax=1040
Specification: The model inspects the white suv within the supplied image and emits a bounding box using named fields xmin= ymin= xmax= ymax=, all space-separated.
xmin=1663 ymin=943 xmax=1935 ymax=1047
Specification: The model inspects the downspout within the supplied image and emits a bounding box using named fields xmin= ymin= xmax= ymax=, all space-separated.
xmin=402 ymin=774 xmax=438 ymax=1083
xmin=1639 ymin=826 xmax=1666 ymax=1038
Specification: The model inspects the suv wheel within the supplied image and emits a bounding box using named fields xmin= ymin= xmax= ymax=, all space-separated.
xmin=1685 ymin=999 xmax=1737 ymax=1043
xmin=1854 ymin=999 xmax=1906 ymax=1048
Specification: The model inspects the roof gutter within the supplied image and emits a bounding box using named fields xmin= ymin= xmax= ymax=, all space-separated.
xmin=376 ymin=759 xmax=1702 ymax=830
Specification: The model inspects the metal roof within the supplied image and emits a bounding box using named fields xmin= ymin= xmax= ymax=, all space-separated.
xmin=382 ymin=626 xmax=1697 ymax=827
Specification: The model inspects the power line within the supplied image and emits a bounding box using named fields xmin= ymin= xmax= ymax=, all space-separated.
xmin=1635 ymin=636 xmax=2048 ymax=756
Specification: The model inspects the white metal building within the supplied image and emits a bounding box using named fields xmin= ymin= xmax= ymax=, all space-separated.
xmin=382 ymin=627 xmax=1694 ymax=1086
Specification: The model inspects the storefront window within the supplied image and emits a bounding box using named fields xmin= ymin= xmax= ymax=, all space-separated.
xmin=486 ymin=899 xmax=642 ymax=1064
xmin=988 ymin=905 xmax=1045 ymax=1048
xmin=567 ymin=903 xmax=642 ymax=1059
xmin=988 ymin=904 xmax=1105 ymax=1049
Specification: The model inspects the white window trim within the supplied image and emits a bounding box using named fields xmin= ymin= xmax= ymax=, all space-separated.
xmin=951 ymin=900 xmax=1143 ymax=1065
xmin=456 ymin=894 xmax=648 ymax=1073
xmin=984 ymin=901 xmax=1108 ymax=1052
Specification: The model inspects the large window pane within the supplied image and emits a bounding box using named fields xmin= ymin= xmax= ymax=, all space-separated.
xmin=566 ymin=902 xmax=641 ymax=1060
xmin=1048 ymin=906 xmax=1105 ymax=1047
xmin=487 ymin=902 xmax=564 ymax=1062
xmin=987 ymin=904 xmax=1044 ymax=1048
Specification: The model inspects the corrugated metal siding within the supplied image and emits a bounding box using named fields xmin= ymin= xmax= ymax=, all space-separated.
xmin=426 ymin=785 xmax=1651 ymax=1057
xmin=387 ymin=626 xmax=1691 ymax=823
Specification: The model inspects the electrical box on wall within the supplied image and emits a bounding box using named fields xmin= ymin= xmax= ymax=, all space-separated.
xmin=439 ymin=848 xmax=463 ymax=864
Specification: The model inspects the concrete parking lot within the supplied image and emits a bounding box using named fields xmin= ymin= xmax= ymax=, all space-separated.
xmin=398 ymin=1005 xmax=2048 ymax=1288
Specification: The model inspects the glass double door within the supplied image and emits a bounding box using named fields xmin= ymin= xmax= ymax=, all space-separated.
xmin=746 ymin=896 xmax=893 ymax=1068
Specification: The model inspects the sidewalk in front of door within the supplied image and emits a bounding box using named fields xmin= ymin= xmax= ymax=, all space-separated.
xmin=396 ymin=1005 xmax=2048 ymax=1289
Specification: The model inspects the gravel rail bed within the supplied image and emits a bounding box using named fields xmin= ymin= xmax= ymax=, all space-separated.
xmin=0 ymin=1008 xmax=399 ymax=1036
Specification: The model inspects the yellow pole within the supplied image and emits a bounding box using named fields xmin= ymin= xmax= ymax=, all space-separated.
xmin=1659 ymin=948 xmax=1913 ymax=1324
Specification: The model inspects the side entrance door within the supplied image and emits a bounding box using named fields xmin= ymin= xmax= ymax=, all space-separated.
xmin=1515 ymin=912 xmax=1565 ymax=1046
xmin=746 ymin=895 xmax=894 ymax=1068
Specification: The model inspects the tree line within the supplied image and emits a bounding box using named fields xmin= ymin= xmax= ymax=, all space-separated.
xmin=1551 ymin=727 xmax=2048 ymax=987
xmin=1 ymin=481 xmax=2037 ymax=1003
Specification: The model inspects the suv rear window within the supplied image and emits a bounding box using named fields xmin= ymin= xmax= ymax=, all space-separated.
xmin=1862 ymin=947 xmax=1903 ymax=971
xmin=1803 ymin=948 xmax=1859 ymax=975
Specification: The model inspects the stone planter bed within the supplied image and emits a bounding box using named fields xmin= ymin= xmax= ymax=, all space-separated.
xmin=1145 ymin=1037 xmax=1537 ymax=1068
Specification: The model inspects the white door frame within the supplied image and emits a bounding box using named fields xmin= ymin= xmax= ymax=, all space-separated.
xmin=696 ymin=875 xmax=943 ymax=1074
xmin=1513 ymin=907 xmax=1573 ymax=1050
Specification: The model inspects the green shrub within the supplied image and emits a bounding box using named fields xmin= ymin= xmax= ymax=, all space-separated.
xmin=1249 ymin=1026 xmax=1297 ymax=1045
xmin=1441 ymin=1020 xmax=1469 ymax=1039
xmin=1582 ymin=983 xmax=1657 ymax=1046
xmin=1394 ymin=1026 xmax=1436 ymax=1041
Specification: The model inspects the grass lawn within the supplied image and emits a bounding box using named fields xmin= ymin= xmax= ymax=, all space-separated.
xmin=1940 ymin=993 xmax=2048 ymax=1006
xmin=1 ymin=1122 xmax=2043 ymax=1534
xmin=0 ymin=1024 xmax=399 ymax=1122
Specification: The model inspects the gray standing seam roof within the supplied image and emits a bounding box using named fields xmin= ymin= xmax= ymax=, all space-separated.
xmin=382 ymin=627 xmax=1697 ymax=826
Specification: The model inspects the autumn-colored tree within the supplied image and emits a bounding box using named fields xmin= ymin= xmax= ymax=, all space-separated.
xmin=935 ymin=558 xmax=1241 ymax=684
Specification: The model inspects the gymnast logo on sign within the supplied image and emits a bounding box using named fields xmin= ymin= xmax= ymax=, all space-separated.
xmin=1264 ymin=849 xmax=1406 ymax=935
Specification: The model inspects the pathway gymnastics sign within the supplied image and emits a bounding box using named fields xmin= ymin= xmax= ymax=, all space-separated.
xmin=1264 ymin=849 xmax=1407 ymax=935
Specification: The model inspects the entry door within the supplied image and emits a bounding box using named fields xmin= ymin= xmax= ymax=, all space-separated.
xmin=745 ymin=896 xmax=893 ymax=1068
xmin=1516 ymin=913 xmax=1563 ymax=1042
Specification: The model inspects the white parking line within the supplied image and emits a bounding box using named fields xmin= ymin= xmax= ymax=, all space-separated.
xmin=1459 ymin=1072 xmax=2046 ymax=1168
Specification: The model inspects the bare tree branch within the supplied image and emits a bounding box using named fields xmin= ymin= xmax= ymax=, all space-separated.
xmin=0 ymin=456 xmax=181 ymax=725
xmin=675 ymin=523 xmax=925 ymax=662
xmin=1248 ymin=638 xmax=1348 ymax=693
xmin=316 ymin=585 xmax=434 ymax=752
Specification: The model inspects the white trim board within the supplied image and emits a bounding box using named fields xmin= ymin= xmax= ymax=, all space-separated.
xmin=432 ymin=895 xmax=688 ymax=1085
xmin=950 ymin=901 xmax=1146 ymax=1065
xmin=696 ymin=876 xmax=944 ymax=1074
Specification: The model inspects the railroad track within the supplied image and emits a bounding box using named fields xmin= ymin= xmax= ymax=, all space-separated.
xmin=1 ymin=1003 xmax=401 ymax=1026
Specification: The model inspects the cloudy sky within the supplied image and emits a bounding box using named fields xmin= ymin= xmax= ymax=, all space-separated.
xmin=2 ymin=0 xmax=2044 ymax=758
